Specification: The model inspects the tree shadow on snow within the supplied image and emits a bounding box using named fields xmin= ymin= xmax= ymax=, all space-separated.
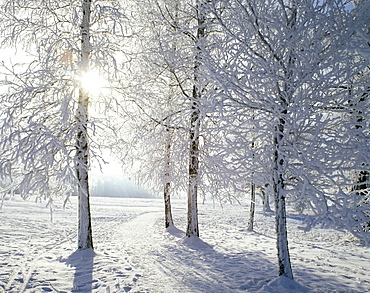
xmin=63 ymin=248 xmax=95 ymax=292
xmin=162 ymin=227 xmax=276 ymax=292
xmin=161 ymin=226 xmax=338 ymax=293
xmin=166 ymin=225 xmax=184 ymax=238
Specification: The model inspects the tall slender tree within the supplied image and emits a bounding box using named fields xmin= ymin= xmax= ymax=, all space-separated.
xmin=0 ymin=0 xmax=128 ymax=249
xmin=112 ymin=0 xmax=189 ymax=228
xmin=121 ymin=0 xmax=220 ymax=236
xmin=206 ymin=0 xmax=370 ymax=278
xmin=186 ymin=0 xmax=207 ymax=237
xmin=164 ymin=125 xmax=175 ymax=228
xmin=350 ymin=0 xmax=370 ymax=229
xmin=76 ymin=0 xmax=93 ymax=250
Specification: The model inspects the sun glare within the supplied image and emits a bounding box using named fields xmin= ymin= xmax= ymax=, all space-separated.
xmin=79 ymin=70 xmax=105 ymax=96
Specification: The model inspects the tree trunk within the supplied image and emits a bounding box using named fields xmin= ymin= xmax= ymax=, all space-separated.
xmin=353 ymin=5 xmax=370 ymax=229
xmin=272 ymin=2 xmax=296 ymax=278
xmin=350 ymin=86 xmax=370 ymax=230
xmin=163 ymin=2 xmax=179 ymax=229
xmin=77 ymin=0 xmax=93 ymax=250
xmin=261 ymin=184 xmax=273 ymax=214
xmin=164 ymin=127 xmax=174 ymax=228
xmin=186 ymin=0 xmax=205 ymax=238
xmin=247 ymin=182 xmax=256 ymax=231
xmin=273 ymin=117 xmax=293 ymax=279
xmin=351 ymin=83 xmax=369 ymax=196
xmin=248 ymin=116 xmax=257 ymax=230
xmin=186 ymin=91 xmax=201 ymax=237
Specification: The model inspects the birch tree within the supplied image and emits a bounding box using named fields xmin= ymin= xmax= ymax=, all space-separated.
xmin=206 ymin=0 xmax=370 ymax=278
xmin=185 ymin=0 xmax=208 ymax=237
xmin=120 ymin=0 xmax=222 ymax=236
xmin=349 ymin=0 xmax=370 ymax=231
xmin=77 ymin=0 xmax=93 ymax=250
xmin=0 ymin=0 xmax=128 ymax=249
xmin=107 ymin=0 xmax=189 ymax=229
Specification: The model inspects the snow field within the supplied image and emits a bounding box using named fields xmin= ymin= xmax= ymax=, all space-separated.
xmin=0 ymin=196 xmax=369 ymax=292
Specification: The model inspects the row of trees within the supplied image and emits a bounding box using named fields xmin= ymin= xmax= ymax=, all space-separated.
xmin=122 ymin=0 xmax=370 ymax=278
xmin=0 ymin=0 xmax=369 ymax=280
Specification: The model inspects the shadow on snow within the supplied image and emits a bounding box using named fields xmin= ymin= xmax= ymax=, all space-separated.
xmin=164 ymin=224 xmax=353 ymax=293
xmin=163 ymin=225 xmax=278 ymax=292
xmin=64 ymin=248 xmax=95 ymax=293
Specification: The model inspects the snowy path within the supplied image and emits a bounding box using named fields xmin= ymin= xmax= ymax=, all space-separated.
xmin=113 ymin=211 xmax=250 ymax=293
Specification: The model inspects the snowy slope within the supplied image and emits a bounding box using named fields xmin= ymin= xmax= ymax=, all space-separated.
xmin=0 ymin=196 xmax=369 ymax=292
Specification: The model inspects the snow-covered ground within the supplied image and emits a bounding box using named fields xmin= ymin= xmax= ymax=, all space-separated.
xmin=0 ymin=196 xmax=369 ymax=292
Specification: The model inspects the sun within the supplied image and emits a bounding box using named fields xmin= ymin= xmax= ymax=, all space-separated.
xmin=79 ymin=70 xmax=105 ymax=96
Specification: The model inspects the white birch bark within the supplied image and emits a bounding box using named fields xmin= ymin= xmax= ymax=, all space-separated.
xmin=186 ymin=0 xmax=205 ymax=238
xmin=272 ymin=1 xmax=296 ymax=278
xmin=186 ymin=91 xmax=201 ymax=237
xmin=247 ymin=182 xmax=256 ymax=231
xmin=351 ymin=1 xmax=370 ymax=200
xmin=261 ymin=184 xmax=273 ymax=214
xmin=77 ymin=0 xmax=93 ymax=250
xmin=164 ymin=126 xmax=174 ymax=228
xmin=273 ymin=119 xmax=293 ymax=279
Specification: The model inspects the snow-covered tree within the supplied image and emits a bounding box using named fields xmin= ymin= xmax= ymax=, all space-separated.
xmin=349 ymin=0 xmax=370 ymax=231
xmin=206 ymin=0 xmax=370 ymax=278
xmin=116 ymin=0 xmax=223 ymax=236
xmin=0 ymin=0 xmax=128 ymax=249
xmin=77 ymin=0 xmax=93 ymax=250
xmin=105 ymin=0 xmax=189 ymax=229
